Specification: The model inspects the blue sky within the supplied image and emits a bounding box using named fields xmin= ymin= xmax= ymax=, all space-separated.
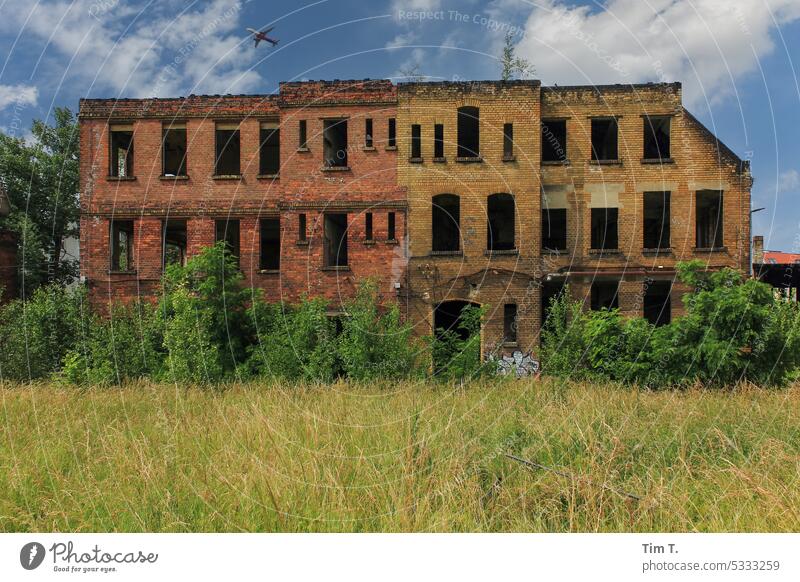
xmin=1 ymin=0 xmax=799 ymax=250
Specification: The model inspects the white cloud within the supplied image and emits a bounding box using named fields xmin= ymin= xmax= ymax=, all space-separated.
xmin=511 ymin=0 xmax=800 ymax=108
xmin=0 ymin=0 xmax=263 ymax=98
xmin=392 ymin=0 xmax=442 ymax=11
xmin=0 ymin=84 xmax=38 ymax=110
xmin=779 ymin=169 xmax=800 ymax=193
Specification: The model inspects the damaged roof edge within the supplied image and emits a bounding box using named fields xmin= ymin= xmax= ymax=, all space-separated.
xmin=682 ymin=107 xmax=748 ymax=173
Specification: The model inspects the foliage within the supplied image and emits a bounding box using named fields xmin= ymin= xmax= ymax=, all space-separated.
xmin=500 ymin=32 xmax=535 ymax=81
xmin=431 ymin=305 xmax=489 ymax=381
xmin=0 ymin=284 xmax=89 ymax=380
xmin=0 ymin=108 xmax=80 ymax=293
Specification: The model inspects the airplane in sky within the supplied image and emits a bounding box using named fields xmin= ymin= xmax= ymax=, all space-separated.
xmin=247 ymin=26 xmax=279 ymax=48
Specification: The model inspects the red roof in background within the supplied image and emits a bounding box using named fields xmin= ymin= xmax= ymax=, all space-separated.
xmin=762 ymin=251 xmax=800 ymax=265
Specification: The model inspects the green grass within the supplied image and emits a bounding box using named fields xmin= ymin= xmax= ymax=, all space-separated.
xmin=1 ymin=378 xmax=799 ymax=532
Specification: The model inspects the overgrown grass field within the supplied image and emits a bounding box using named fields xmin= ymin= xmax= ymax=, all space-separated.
xmin=2 ymin=379 xmax=799 ymax=532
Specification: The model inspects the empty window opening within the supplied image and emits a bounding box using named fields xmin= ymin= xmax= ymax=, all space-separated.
xmin=644 ymin=280 xmax=671 ymax=326
xmin=109 ymin=125 xmax=134 ymax=177
xmin=591 ymin=207 xmax=619 ymax=250
xmin=503 ymin=123 xmax=514 ymax=159
xmin=324 ymin=213 xmax=348 ymax=267
xmin=503 ymin=303 xmax=518 ymax=344
xmin=298 ymin=213 xmax=307 ymax=242
xmin=643 ymin=116 xmax=671 ymax=160
xmin=260 ymin=218 xmax=280 ymax=271
xmin=591 ymin=281 xmax=619 ymax=311
xmin=541 ymin=282 xmax=565 ymax=336
xmin=541 ymin=119 xmax=567 ymax=162
xmin=365 ymin=212 xmax=374 ymax=241
xmin=591 ymin=118 xmax=618 ymax=161
xmin=365 ymin=118 xmax=373 ymax=148
xmin=542 ymin=208 xmax=567 ymax=251
xmin=388 ymin=212 xmax=396 ymax=240
xmin=215 ymin=123 xmax=240 ymax=176
xmin=388 ymin=118 xmax=397 ymax=147
xmin=323 ymin=119 xmax=348 ymax=167
xmin=457 ymin=106 xmax=480 ymax=158
xmin=215 ymin=219 xmax=240 ymax=263
xmin=696 ymin=190 xmax=723 ymax=248
xmin=432 ymin=194 xmax=460 ymax=252
xmin=410 ymin=124 xmax=422 ymax=159
xmin=110 ymin=220 xmax=134 ymax=271
xmin=162 ymin=123 xmax=187 ymax=176
xmin=163 ymin=219 xmax=187 ymax=268
xmin=487 ymin=193 xmax=516 ymax=251
xmin=298 ymin=120 xmax=308 ymax=149
xmin=434 ymin=300 xmax=478 ymax=342
xmin=434 ymin=124 xmax=444 ymax=159
xmin=643 ymin=191 xmax=670 ymax=249
xmin=259 ymin=121 xmax=280 ymax=176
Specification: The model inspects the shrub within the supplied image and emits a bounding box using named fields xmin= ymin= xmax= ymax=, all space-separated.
xmin=431 ymin=305 xmax=489 ymax=381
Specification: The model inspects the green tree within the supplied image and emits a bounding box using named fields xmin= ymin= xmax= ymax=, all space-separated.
xmin=500 ymin=32 xmax=534 ymax=81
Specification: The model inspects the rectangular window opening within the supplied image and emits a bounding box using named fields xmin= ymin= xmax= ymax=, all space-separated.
xmin=503 ymin=303 xmax=518 ymax=344
xmin=163 ymin=219 xmax=187 ymax=268
xmin=696 ymin=190 xmax=723 ymax=249
xmin=215 ymin=219 xmax=240 ymax=264
xmin=298 ymin=213 xmax=307 ymax=242
xmin=643 ymin=191 xmax=670 ymax=249
xmin=591 ymin=118 xmax=618 ymax=161
xmin=323 ymin=119 xmax=348 ymax=167
xmin=299 ymin=120 xmax=308 ymax=149
xmin=215 ymin=123 xmax=241 ymax=176
xmin=591 ymin=207 xmax=619 ymax=250
xmin=365 ymin=212 xmax=374 ymax=241
xmin=260 ymin=218 xmax=281 ymax=271
xmin=388 ymin=212 xmax=396 ymax=241
xmin=110 ymin=219 xmax=134 ymax=271
xmin=644 ymin=280 xmax=672 ymax=326
xmin=411 ymin=124 xmax=422 ymax=159
xmin=434 ymin=124 xmax=444 ymax=159
xmin=259 ymin=121 xmax=280 ymax=176
xmin=457 ymin=106 xmax=480 ymax=158
xmin=110 ymin=125 xmax=134 ymax=177
xmin=365 ymin=118 xmax=373 ymax=148
xmin=162 ymin=123 xmax=187 ymax=176
xmin=541 ymin=120 xmax=567 ymax=162
xmin=591 ymin=281 xmax=619 ymax=311
xmin=503 ymin=123 xmax=514 ymax=159
xmin=324 ymin=213 xmax=348 ymax=267
xmin=388 ymin=118 xmax=396 ymax=148
xmin=542 ymin=208 xmax=567 ymax=251
xmin=643 ymin=116 xmax=671 ymax=160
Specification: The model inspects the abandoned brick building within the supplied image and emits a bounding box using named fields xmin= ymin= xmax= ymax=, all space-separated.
xmin=79 ymin=79 xmax=751 ymax=356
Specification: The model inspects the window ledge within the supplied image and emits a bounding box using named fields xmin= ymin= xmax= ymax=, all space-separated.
xmin=502 ymin=155 xmax=517 ymax=163
xmin=588 ymin=249 xmax=623 ymax=255
xmin=362 ymin=146 xmax=376 ymax=152
xmin=364 ymin=240 xmax=376 ymax=246
xmin=385 ymin=239 xmax=399 ymax=245
xmin=160 ymin=175 xmax=189 ymax=181
xmin=385 ymin=145 xmax=398 ymax=151
xmin=409 ymin=157 xmax=424 ymax=164
xmin=257 ymin=174 xmax=280 ymax=180
xmin=485 ymin=249 xmax=520 ymax=257
xmin=642 ymin=247 xmax=672 ymax=255
xmin=694 ymin=246 xmax=728 ymax=253
xmin=433 ymin=157 xmax=447 ymax=163
xmin=108 ymin=270 xmax=137 ymax=275
xmin=213 ymin=174 xmax=242 ymax=180
xmin=543 ymin=247 xmax=568 ymax=254
xmin=541 ymin=159 xmax=570 ymax=166
xmin=641 ymin=158 xmax=674 ymax=165
xmin=322 ymin=266 xmax=351 ymax=272
xmin=297 ymin=147 xmax=310 ymax=153
xmin=455 ymin=156 xmax=483 ymax=163
xmin=321 ymin=166 xmax=351 ymax=172
xmin=590 ymin=159 xmax=622 ymax=166
xmin=502 ymin=342 xmax=519 ymax=349
xmin=296 ymin=240 xmax=309 ymax=246
xmin=107 ymin=176 xmax=136 ymax=181
xmin=258 ymin=269 xmax=280 ymax=275
xmin=429 ymin=250 xmax=462 ymax=257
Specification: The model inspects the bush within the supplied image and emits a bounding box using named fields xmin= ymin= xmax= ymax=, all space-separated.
xmin=0 ymin=284 xmax=89 ymax=380
xmin=431 ymin=305 xmax=489 ymax=381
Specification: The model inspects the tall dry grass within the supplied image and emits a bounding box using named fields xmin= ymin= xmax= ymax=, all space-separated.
xmin=1 ymin=378 xmax=798 ymax=532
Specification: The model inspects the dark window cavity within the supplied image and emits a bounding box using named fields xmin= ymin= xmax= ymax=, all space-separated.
xmin=487 ymin=193 xmax=515 ymax=251
xmin=388 ymin=118 xmax=396 ymax=147
xmin=643 ymin=116 xmax=671 ymax=160
xmin=591 ymin=118 xmax=618 ymax=161
xmin=111 ymin=220 xmax=134 ymax=271
xmin=432 ymin=194 xmax=460 ymax=252
xmin=411 ymin=124 xmax=422 ymax=159
xmin=365 ymin=212 xmax=374 ymax=241
xmin=110 ymin=125 xmax=134 ymax=177
xmin=260 ymin=218 xmax=280 ymax=271
xmin=163 ymin=219 xmax=187 ymax=268
xmin=215 ymin=219 xmax=240 ymax=263
xmin=644 ymin=280 xmax=671 ymax=326
xmin=541 ymin=282 xmax=565 ymax=336
xmin=324 ymin=213 xmax=348 ymax=267
xmin=591 ymin=207 xmax=619 ymax=250
xmin=323 ymin=119 xmax=348 ymax=168
xmin=457 ymin=106 xmax=480 ymax=158
xmin=259 ymin=122 xmax=280 ymax=176
xmin=643 ymin=191 xmax=670 ymax=249
xmin=503 ymin=123 xmax=514 ymax=159
xmin=503 ymin=303 xmax=518 ymax=344
xmin=365 ymin=118 xmax=373 ymax=148
xmin=591 ymin=281 xmax=619 ymax=311
xmin=542 ymin=208 xmax=567 ymax=251
xmin=215 ymin=123 xmax=241 ymax=176
xmin=434 ymin=124 xmax=444 ymax=159
xmin=541 ymin=119 xmax=567 ymax=162
xmin=388 ymin=212 xmax=396 ymax=241
xmin=299 ymin=120 xmax=308 ymax=149
xmin=162 ymin=123 xmax=187 ymax=176
xmin=298 ymin=213 xmax=307 ymax=242
xmin=696 ymin=190 xmax=723 ymax=248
